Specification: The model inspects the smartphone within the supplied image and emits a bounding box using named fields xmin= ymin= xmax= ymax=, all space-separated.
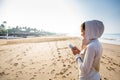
xmin=69 ymin=44 xmax=74 ymax=49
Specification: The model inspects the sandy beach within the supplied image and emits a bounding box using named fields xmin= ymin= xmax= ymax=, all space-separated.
xmin=0 ymin=36 xmax=120 ymax=80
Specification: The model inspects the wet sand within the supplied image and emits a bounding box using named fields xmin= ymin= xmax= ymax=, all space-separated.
xmin=0 ymin=36 xmax=120 ymax=80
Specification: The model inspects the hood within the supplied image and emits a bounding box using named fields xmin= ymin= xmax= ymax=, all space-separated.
xmin=82 ymin=20 xmax=104 ymax=46
xmin=85 ymin=20 xmax=104 ymax=40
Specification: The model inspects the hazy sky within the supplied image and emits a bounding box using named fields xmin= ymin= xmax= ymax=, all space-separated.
xmin=0 ymin=0 xmax=120 ymax=36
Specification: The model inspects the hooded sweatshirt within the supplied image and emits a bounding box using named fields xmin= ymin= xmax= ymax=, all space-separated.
xmin=76 ymin=20 xmax=104 ymax=80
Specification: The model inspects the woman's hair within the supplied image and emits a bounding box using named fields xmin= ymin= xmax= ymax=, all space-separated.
xmin=81 ymin=22 xmax=85 ymax=31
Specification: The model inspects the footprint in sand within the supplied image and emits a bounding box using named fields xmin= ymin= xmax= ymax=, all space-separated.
xmin=66 ymin=73 xmax=69 ymax=76
xmin=21 ymin=63 xmax=26 ymax=69
xmin=70 ymin=61 xmax=75 ymax=64
xmin=67 ymin=65 xmax=71 ymax=68
xmin=17 ymin=71 xmax=22 ymax=74
xmin=11 ymin=70 xmax=14 ymax=72
xmin=22 ymin=52 xmax=27 ymax=56
xmin=6 ymin=73 xmax=10 ymax=75
xmin=100 ymin=61 xmax=106 ymax=64
xmin=106 ymin=66 xmax=115 ymax=71
xmin=107 ymin=57 xmax=112 ymax=61
xmin=61 ymin=59 xmax=65 ymax=63
xmin=24 ymin=53 xmax=26 ymax=56
xmin=31 ymin=62 xmax=35 ymax=64
xmin=57 ymin=50 xmax=61 ymax=54
xmin=54 ymin=75 xmax=57 ymax=79
xmin=55 ymin=73 xmax=60 ymax=76
xmin=102 ymin=56 xmax=105 ymax=59
xmin=33 ymin=74 xmax=37 ymax=77
xmin=66 ymin=71 xmax=72 ymax=76
xmin=60 ymin=68 xmax=68 ymax=75
xmin=103 ymin=77 xmax=108 ymax=80
xmin=42 ymin=64 xmax=47 ymax=66
xmin=58 ymin=52 xmax=61 ymax=55
xmin=62 ymin=75 xmax=66 ymax=78
xmin=109 ymin=66 xmax=115 ymax=71
xmin=14 ymin=63 xmax=18 ymax=66
xmin=16 ymin=71 xmax=22 ymax=75
xmin=117 ymin=55 xmax=120 ymax=57
xmin=30 ymin=77 xmax=35 ymax=80
xmin=74 ymin=66 xmax=78 ymax=70
xmin=113 ymin=62 xmax=120 ymax=67
xmin=51 ymin=62 xmax=56 ymax=66
xmin=16 ymin=55 xmax=19 ymax=57
xmin=63 ymin=64 xmax=66 ymax=67
xmin=106 ymin=67 xmax=111 ymax=71
xmin=0 ymin=72 xmax=5 ymax=76
xmin=51 ymin=69 xmax=55 ymax=74
xmin=58 ymin=55 xmax=61 ymax=58
xmin=38 ymin=67 xmax=45 ymax=71
xmin=108 ymin=61 xmax=111 ymax=64
xmin=8 ymin=58 xmax=13 ymax=63
xmin=17 ymin=58 xmax=22 ymax=61
xmin=16 ymin=75 xmax=18 ymax=77
xmin=57 ymin=59 xmax=60 ymax=61
xmin=34 ymin=72 xmax=37 ymax=74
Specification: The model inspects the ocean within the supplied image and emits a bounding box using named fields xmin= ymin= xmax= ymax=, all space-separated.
xmin=67 ymin=33 xmax=120 ymax=45
xmin=99 ymin=34 xmax=120 ymax=45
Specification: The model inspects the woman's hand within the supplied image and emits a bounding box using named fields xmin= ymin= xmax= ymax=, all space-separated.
xmin=71 ymin=47 xmax=80 ymax=55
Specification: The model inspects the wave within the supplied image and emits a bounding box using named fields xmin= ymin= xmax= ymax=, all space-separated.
xmin=99 ymin=34 xmax=120 ymax=45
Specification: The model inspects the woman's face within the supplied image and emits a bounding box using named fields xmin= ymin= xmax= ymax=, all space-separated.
xmin=81 ymin=27 xmax=85 ymax=38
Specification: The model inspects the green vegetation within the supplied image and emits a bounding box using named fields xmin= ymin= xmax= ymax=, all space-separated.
xmin=0 ymin=21 xmax=56 ymax=38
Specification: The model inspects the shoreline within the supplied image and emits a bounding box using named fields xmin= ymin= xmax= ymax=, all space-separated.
xmin=0 ymin=36 xmax=120 ymax=46
xmin=0 ymin=36 xmax=80 ymax=45
xmin=99 ymin=39 xmax=120 ymax=45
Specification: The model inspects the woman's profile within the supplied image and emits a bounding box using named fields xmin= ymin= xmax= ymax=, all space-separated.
xmin=71 ymin=20 xmax=104 ymax=80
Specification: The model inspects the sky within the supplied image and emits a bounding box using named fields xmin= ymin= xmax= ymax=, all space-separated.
xmin=0 ymin=0 xmax=120 ymax=36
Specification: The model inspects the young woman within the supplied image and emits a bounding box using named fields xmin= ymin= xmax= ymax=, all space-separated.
xmin=71 ymin=20 xmax=104 ymax=80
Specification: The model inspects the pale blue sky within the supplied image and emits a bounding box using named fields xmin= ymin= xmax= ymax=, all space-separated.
xmin=70 ymin=0 xmax=120 ymax=34
xmin=0 ymin=0 xmax=120 ymax=36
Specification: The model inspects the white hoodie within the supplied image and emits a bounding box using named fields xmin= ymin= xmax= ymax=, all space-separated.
xmin=76 ymin=20 xmax=104 ymax=80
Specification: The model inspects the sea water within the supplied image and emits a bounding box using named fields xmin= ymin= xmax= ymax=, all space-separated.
xmin=99 ymin=34 xmax=120 ymax=45
xmin=65 ymin=33 xmax=120 ymax=45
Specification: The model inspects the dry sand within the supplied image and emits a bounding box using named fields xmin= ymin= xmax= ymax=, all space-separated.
xmin=100 ymin=43 xmax=120 ymax=80
xmin=0 ymin=36 xmax=120 ymax=80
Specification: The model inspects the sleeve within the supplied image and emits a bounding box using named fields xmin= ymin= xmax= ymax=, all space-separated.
xmin=75 ymin=54 xmax=83 ymax=62
xmin=76 ymin=45 xmax=95 ymax=75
